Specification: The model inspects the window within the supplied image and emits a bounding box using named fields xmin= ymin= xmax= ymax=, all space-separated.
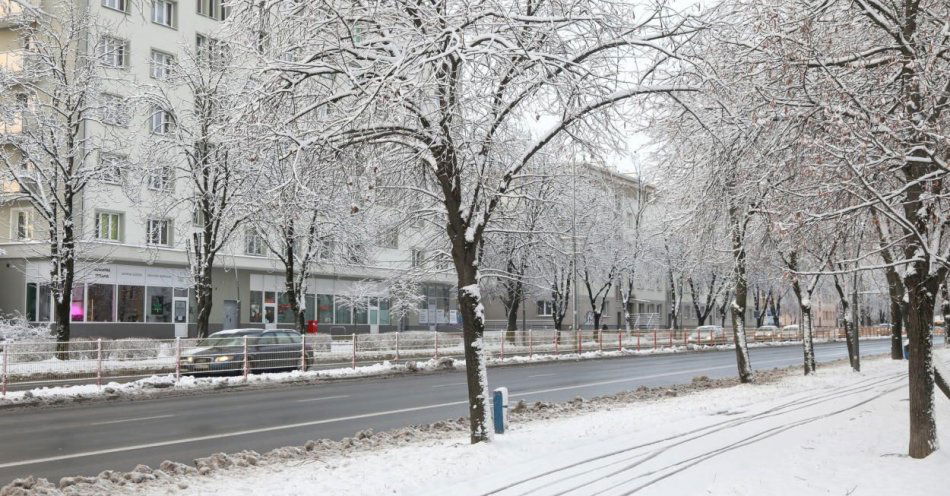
xmin=149 ymin=106 xmax=174 ymax=134
xmin=87 ymin=284 xmax=115 ymax=322
xmin=11 ymin=209 xmax=32 ymax=240
xmin=378 ymin=229 xmax=398 ymax=249
xmin=98 ymin=152 xmax=127 ymax=184
xmin=537 ymin=300 xmax=554 ymax=317
xmin=411 ymin=249 xmax=425 ymax=268
xmin=248 ymin=291 xmax=262 ymax=322
xmin=101 ymin=0 xmax=127 ymax=12
xmin=334 ymin=297 xmax=352 ymax=324
xmin=147 ymin=166 xmax=173 ymax=191
xmin=117 ymin=285 xmax=144 ymax=322
xmin=146 ymin=218 xmax=171 ymax=246
xmin=146 ymin=286 xmax=172 ymax=322
xmin=277 ymin=292 xmax=294 ymax=323
xmin=70 ymin=284 xmax=85 ymax=321
xmin=379 ymin=298 xmax=391 ymax=325
xmin=317 ymin=294 xmax=334 ymax=323
xmin=196 ymin=34 xmax=229 ymax=69
xmin=99 ymin=93 xmax=130 ymax=126
xmin=151 ymin=0 xmax=176 ymax=27
xmin=95 ymin=211 xmax=122 ymax=241
xmin=305 ymin=294 xmax=315 ymax=322
xmin=197 ymin=0 xmax=229 ymax=20
xmin=150 ymin=50 xmax=175 ymax=79
xmin=353 ymin=299 xmax=368 ymax=325
xmin=317 ymin=237 xmax=334 ymax=261
xmin=192 ymin=203 xmax=204 ymax=226
xmin=97 ymin=36 xmax=128 ymax=68
xmin=245 ymin=230 xmax=265 ymax=256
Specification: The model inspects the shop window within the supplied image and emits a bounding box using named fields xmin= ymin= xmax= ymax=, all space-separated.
xmin=277 ymin=292 xmax=295 ymax=324
xmin=117 ymin=285 xmax=144 ymax=322
xmin=304 ymin=294 xmax=315 ymax=322
xmin=146 ymin=286 xmax=172 ymax=322
xmin=249 ymin=290 xmax=263 ymax=322
xmin=70 ymin=284 xmax=85 ymax=321
xmin=317 ymin=294 xmax=334 ymax=323
xmin=87 ymin=283 xmax=115 ymax=322
xmin=334 ymin=298 xmax=351 ymax=324
xmin=379 ymin=298 xmax=390 ymax=325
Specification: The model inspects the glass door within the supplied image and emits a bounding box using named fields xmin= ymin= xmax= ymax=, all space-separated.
xmin=173 ymin=288 xmax=188 ymax=338
xmin=368 ymin=297 xmax=379 ymax=334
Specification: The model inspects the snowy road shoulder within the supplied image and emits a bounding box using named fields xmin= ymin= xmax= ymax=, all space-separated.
xmin=52 ymin=351 xmax=947 ymax=496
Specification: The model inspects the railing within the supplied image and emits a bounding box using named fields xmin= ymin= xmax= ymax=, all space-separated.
xmin=0 ymin=326 xmax=920 ymax=396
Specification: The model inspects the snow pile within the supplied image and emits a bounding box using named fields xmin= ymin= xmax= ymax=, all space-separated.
xmin=0 ymin=358 xmax=459 ymax=407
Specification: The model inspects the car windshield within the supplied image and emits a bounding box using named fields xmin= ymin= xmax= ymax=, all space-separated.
xmin=196 ymin=334 xmax=258 ymax=347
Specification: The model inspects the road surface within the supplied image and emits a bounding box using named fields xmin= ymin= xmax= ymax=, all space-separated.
xmin=0 ymin=340 xmax=892 ymax=485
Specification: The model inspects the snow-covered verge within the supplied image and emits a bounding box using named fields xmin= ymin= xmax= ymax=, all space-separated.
xmin=1 ymin=337 xmax=895 ymax=408
xmin=0 ymin=318 xmax=52 ymax=344
xmin=5 ymin=351 xmax=946 ymax=496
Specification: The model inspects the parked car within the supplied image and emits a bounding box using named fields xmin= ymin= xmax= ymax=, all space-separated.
xmin=182 ymin=329 xmax=312 ymax=375
xmin=688 ymin=325 xmax=726 ymax=343
xmin=754 ymin=325 xmax=778 ymax=339
xmin=779 ymin=325 xmax=800 ymax=340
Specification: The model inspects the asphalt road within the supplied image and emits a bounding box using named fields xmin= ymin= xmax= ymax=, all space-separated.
xmin=0 ymin=339 xmax=893 ymax=485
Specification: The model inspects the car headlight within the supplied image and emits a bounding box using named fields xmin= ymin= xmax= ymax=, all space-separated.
xmin=215 ymin=355 xmax=233 ymax=362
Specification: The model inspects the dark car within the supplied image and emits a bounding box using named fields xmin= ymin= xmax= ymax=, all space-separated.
xmin=181 ymin=329 xmax=312 ymax=375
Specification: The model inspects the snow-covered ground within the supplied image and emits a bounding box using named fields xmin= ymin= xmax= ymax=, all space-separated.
xmin=128 ymin=350 xmax=946 ymax=496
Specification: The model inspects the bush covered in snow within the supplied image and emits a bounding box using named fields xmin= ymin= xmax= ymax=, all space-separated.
xmin=0 ymin=316 xmax=53 ymax=344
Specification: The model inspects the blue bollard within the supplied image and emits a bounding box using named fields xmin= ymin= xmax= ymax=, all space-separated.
xmin=493 ymin=387 xmax=509 ymax=434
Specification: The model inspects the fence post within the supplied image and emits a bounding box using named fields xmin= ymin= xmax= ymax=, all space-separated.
xmin=576 ymin=330 xmax=581 ymax=354
xmin=175 ymin=337 xmax=181 ymax=383
xmin=528 ymin=329 xmax=533 ymax=358
xmin=636 ymin=332 xmax=640 ymax=352
xmin=554 ymin=332 xmax=559 ymax=355
xmin=618 ymin=332 xmax=623 ymax=352
xmin=434 ymin=331 xmax=439 ymax=359
xmin=2 ymin=344 xmax=7 ymax=398
xmin=500 ymin=334 xmax=505 ymax=361
xmin=352 ymin=333 xmax=357 ymax=369
xmin=395 ymin=332 xmax=400 ymax=360
xmin=653 ymin=329 xmax=657 ymax=350
xmin=96 ymin=338 xmax=103 ymax=390
xmin=243 ymin=336 xmax=249 ymax=382
xmin=668 ymin=330 xmax=672 ymax=348
xmin=300 ymin=335 xmax=307 ymax=372
xmin=598 ymin=330 xmax=603 ymax=352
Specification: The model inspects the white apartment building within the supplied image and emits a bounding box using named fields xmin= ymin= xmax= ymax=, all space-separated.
xmin=481 ymin=165 xmax=669 ymax=330
xmin=0 ymin=0 xmax=457 ymax=338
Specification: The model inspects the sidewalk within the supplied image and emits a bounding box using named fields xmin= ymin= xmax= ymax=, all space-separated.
xmin=135 ymin=351 xmax=948 ymax=496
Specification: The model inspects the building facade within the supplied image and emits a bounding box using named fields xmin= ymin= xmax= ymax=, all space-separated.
xmin=0 ymin=0 xmax=457 ymax=338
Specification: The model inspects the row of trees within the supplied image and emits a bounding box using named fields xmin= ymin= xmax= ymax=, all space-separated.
xmin=651 ymin=0 xmax=949 ymax=459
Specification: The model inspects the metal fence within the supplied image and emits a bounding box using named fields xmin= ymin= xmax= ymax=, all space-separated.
xmin=0 ymin=326 xmax=915 ymax=395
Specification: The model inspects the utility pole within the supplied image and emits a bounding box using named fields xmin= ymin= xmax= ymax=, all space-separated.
xmin=571 ymin=160 xmax=579 ymax=331
xmin=851 ymin=271 xmax=861 ymax=372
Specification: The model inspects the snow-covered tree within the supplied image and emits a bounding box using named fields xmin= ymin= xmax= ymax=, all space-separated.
xmin=0 ymin=1 xmax=117 ymax=352
xmin=237 ymin=0 xmax=698 ymax=443
xmin=141 ymin=33 xmax=261 ymax=338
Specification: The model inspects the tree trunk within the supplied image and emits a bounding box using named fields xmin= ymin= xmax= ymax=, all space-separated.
xmin=504 ymin=284 xmax=521 ymax=343
xmin=195 ymin=271 xmax=213 ymax=338
xmin=801 ymin=302 xmax=816 ymax=374
xmin=890 ymin=295 xmax=905 ymax=359
xmin=941 ymin=284 xmax=950 ymax=349
xmin=455 ymin=259 xmax=490 ymax=444
xmin=51 ymin=199 xmax=76 ymax=360
xmin=729 ymin=215 xmax=753 ymax=383
xmin=905 ymin=283 xmax=937 ymax=459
